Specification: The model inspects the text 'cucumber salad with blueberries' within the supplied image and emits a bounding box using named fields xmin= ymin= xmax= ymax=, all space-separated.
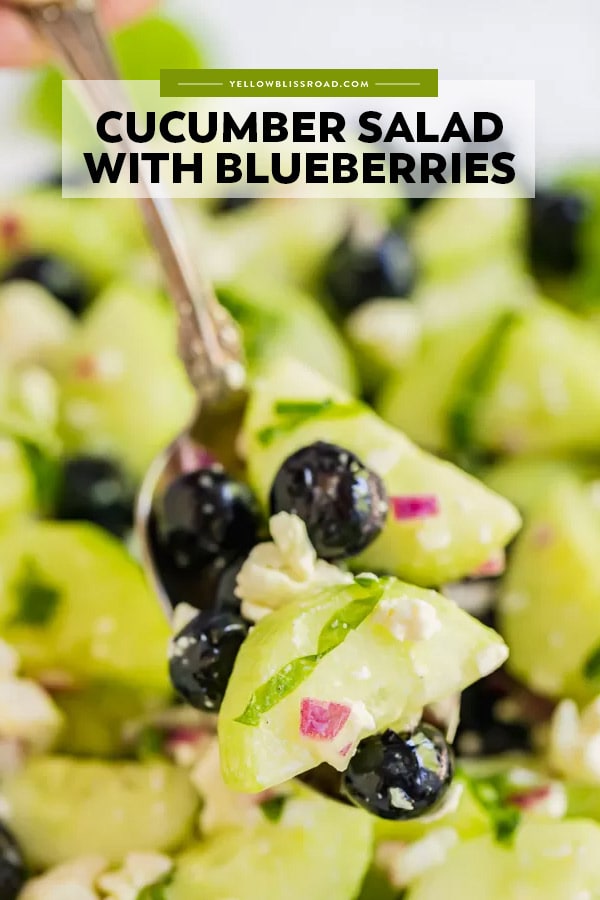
xmin=2 ymin=16 xmax=600 ymax=899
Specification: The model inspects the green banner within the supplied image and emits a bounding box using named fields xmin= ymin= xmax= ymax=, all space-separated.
xmin=160 ymin=68 xmax=438 ymax=98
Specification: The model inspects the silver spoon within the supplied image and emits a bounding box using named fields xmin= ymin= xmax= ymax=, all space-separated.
xmin=4 ymin=0 xmax=248 ymax=617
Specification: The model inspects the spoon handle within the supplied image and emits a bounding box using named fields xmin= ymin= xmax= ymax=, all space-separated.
xmin=10 ymin=0 xmax=245 ymax=399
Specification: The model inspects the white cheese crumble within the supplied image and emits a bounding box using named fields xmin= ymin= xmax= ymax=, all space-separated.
xmin=97 ymin=853 xmax=172 ymax=900
xmin=372 ymin=594 xmax=441 ymax=643
xmin=376 ymin=827 xmax=459 ymax=889
xmin=235 ymin=512 xmax=352 ymax=621
xmin=549 ymin=696 xmax=600 ymax=784
xmin=0 ymin=639 xmax=63 ymax=751
xmin=20 ymin=856 xmax=107 ymax=900
xmin=171 ymin=601 xmax=200 ymax=635
xmin=189 ymin=737 xmax=266 ymax=833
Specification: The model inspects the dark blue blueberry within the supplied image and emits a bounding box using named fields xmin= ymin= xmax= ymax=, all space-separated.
xmin=169 ymin=609 xmax=250 ymax=712
xmin=0 ymin=823 xmax=27 ymax=900
xmin=528 ymin=189 xmax=588 ymax=277
xmin=154 ymin=468 xmax=260 ymax=576
xmin=323 ymin=226 xmax=416 ymax=314
xmin=1 ymin=252 xmax=89 ymax=314
xmin=341 ymin=725 xmax=454 ymax=820
xmin=269 ymin=441 xmax=387 ymax=560
xmin=55 ymin=455 xmax=134 ymax=539
xmin=214 ymin=197 xmax=255 ymax=214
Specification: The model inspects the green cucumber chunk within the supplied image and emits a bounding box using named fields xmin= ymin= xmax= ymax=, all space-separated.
xmin=219 ymin=575 xmax=507 ymax=792
xmin=499 ymin=476 xmax=600 ymax=701
xmin=167 ymin=792 xmax=373 ymax=900
xmin=408 ymin=820 xmax=600 ymax=900
xmin=58 ymin=281 xmax=194 ymax=476
xmin=2 ymin=756 xmax=198 ymax=868
xmin=244 ymin=357 xmax=520 ymax=586
xmin=0 ymin=521 xmax=171 ymax=693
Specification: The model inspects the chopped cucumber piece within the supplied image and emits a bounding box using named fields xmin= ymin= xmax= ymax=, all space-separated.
xmin=499 ymin=477 xmax=600 ymax=701
xmin=218 ymin=279 xmax=357 ymax=391
xmin=0 ymin=437 xmax=35 ymax=529
xmin=0 ymin=281 xmax=74 ymax=368
xmin=244 ymin=357 xmax=520 ymax=586
xmin=412 ymin=193 xmax=525 ymax=282
xmin=0 ymin=193 xmax=145 ymax=290
xmin=219 ymin=575 xmax=507 ymax=792
xmin=0 ymin=521 xmax=171 ymax=693
xmin=408 ymin=820 xmax=600 ymax=900
xmin=59 ymin=282 xmax=194 ymax=476
xmin=2 ymin=756 xmax=198 ymax=868
xmin=345 ymin=299 xmax=422 ymax=393
xmin=168 ymin=793 xmax=372 ymax=900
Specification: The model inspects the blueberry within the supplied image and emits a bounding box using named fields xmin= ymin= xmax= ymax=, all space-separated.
xmin=528 ymin=189 xmax=588 ymax=277
xmin=323 ymin=225 xmax=416 ymax=315
xmin=270 ymin=441 xmax=387 ymax=560
xmin=153 ymin=468 xmax=260 ymax=579
xmin=455 ymin=676 xmax=532 ymax=757
xmin=0 ymin=252 xmax=89 ymax=315
xmin=0 ymin=823 xmax=27 ymax=900
xmin=169 ymin=609 xmax=250 ymax=711
xmin=341 ymin=725 xmax=454 ymax=820
xmin=55 ymin=455 xmax=134 ymax=539
xmin=214 ymin=197 xmax=255 ymax=214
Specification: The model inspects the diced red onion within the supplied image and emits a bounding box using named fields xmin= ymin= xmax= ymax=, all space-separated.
xmin=471 ymin=550 xmax=506 ymax=578
xmin=300 ymin=698 xmax=351 ymax=741
xmin=74 ymin=355 xmax=98 ymax=380
xmin=507 ymin=785 xmax=551 ymax=810
xmin=391 ymin=495 xmax=440 ymax=520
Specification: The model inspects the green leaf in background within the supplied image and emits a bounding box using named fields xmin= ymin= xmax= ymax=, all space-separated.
xmin=27 ymin=15 xmax=206 ymax=142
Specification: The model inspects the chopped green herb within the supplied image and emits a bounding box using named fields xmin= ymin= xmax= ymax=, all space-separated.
xmin=136 ymin=871 xmax=172 ymax=900
xmin=448 ymin=311 xmax=521 ymax=466
xmin=235 ymin=654 xmax=321 ymax=726
xmin=19 ymin=440 xmax=61 ymax=515
xmin=235 ymin=578 xmax=384 ymax=727
xmin=461 ymin=770 xmax=521 ymax=844
xmin=135 ymin=726 xmax=165 ymax=760
xmin=10 ymin=558 xmax=61 ymax=627
xmin=583 ymin=643 xmax=600 ymax=680
xmin=260 ymin=794 xmax=288 ymax=823
xmin=317 ymin=582 xmax=386 ymax=656
xmin=257 ymin=398 xmax=361 ymax=447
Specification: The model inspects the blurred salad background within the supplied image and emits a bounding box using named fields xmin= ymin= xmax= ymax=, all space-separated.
xmin=1 ymin=2 xmax=600 ymax=899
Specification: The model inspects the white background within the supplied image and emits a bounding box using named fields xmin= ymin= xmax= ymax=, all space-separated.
xmin=0 ymin=0 xmax=599 ymax=189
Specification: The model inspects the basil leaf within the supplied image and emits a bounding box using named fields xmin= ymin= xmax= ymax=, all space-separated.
xmin=136 ymin=872 xmax=172 ymax=900
xmin=257 ymin=398 xmax=361 ymax=447
xmin=10 ymin=558 xmax=61 ymax=627
xmin=448 ymin=311 xmax=521 ymax=465
xmin=317 ymin=583 xmax=385 ymax=656
xmin=235 ymin=654 xmax=321 ymax=725
xmin=260 ymin=795 xmax=288 ymax=823
xmin=583 ymin=643 xmax=600 ymax=680
xmin=236 ymin=578 xmax=385 ymax=727
xmin=461 ymin=771 xmax=521 ymax=845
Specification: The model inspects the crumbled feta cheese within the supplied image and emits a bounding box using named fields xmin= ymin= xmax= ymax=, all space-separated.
xmin=20 ymin=856 xmax=107 ymax=900
xmin=97 ymin=853 xmax=172 ymax=900
xmin=549 ymin=697 xmax=600 ymax=783
xmin=0 ymin=679 xmax=62 ymax=749
xmin=475 ymin=642 xmax=509 ymax=677
xmin=304 ymin=699 xmax=375 ymax=770
xmin=236 ymin=512 xmax=352 ymax=621
xmin=373 ymin=594 xmax=440 ymax=643
xmin=376 ymin=827 xmax=458 ymax=888
xmin=0 ymin=643 xmax=63 ymax=751
xmin=171 ymin=602 xmax=199 ymax=635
